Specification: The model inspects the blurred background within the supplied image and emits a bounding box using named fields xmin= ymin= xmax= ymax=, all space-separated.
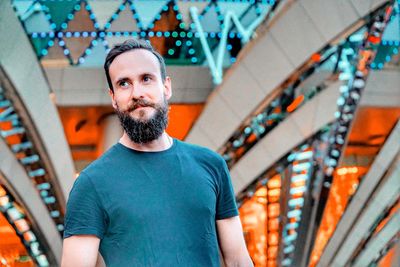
xmin=0 ymin=0 xmax=399 ymax=266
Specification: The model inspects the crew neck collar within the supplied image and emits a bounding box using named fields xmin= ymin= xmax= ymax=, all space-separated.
xmin=116 ymin=138 xmax=177 ymax=155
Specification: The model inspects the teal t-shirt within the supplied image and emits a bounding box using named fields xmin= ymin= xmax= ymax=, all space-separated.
xmin=64 ymin=139 xmax=238 ymax=266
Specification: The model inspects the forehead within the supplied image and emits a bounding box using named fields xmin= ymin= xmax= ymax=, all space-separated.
xmin=109 ymin=49 xmax=161 ymax=79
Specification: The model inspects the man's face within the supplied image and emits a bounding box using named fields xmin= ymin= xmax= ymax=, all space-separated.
xmin=108 ymin=49 xmax=172 ymax=143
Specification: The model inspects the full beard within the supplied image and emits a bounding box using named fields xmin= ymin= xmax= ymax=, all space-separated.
xmin=115 ymin=97 xmax=169 ymax=144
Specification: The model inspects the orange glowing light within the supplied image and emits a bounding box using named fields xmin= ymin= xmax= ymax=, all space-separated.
xmin=309 ymin=166 xmax=367 ymax=267
xmin=268 ymin=203 xmax=280 ymax=218
xmin=287 ymin=95 xmax=305 ymax=113
xmin=268 ymin=175 xmax=281 ymax=188
xmin=311 ymin=53 xmax=321 ymax=62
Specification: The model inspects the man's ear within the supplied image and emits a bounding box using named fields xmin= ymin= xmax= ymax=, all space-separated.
xmin=108 ymin=89 xmax=117 ymax=109
xmin=163 ymin=76 xmax=172 ymax=100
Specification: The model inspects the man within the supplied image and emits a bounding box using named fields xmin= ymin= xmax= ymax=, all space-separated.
xmin=61 ymin=39 xmax=253 ymax=267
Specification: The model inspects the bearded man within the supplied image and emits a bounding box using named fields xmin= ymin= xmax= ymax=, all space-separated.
xmin=61 ymin=39 xmax=253 ymax=267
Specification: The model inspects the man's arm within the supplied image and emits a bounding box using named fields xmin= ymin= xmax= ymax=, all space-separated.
xmin=61 ymin=235 xmax=103 ymax=267
xmin=217 ymin=216 xmax=254 ymax=267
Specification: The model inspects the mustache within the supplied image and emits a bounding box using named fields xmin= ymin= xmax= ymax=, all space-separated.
xmin=126 ymin=99 xmax=156 ymax=112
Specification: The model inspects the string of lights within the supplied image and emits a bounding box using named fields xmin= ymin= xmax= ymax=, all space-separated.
xmin=0 ymin=184 xmax=50 ymax=267
xmin=12 ymin=0 xmax=275 ymax=68
xmin=0 ymin=83 xmax=65 ymax=235
xmin=219 ymin=4 xmax=399 ymax=169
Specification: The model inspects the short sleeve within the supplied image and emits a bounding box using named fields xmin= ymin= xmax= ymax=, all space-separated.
xmin=63 ymin=172 xmax=107 ymax=239
xmin=216 ymin=158 xmax=239 ymax=220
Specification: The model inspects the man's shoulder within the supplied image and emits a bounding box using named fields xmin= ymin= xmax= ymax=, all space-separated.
xmin=177 ymin=140 xmax=224 ymax=165
xmin=79 ymin=143 xmax=122 ymax=180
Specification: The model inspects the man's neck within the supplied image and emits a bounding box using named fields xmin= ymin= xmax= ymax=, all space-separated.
xmin=119 ymin=132 xmax=173 ymax=152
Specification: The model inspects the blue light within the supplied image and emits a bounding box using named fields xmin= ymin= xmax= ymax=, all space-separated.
xmin=378 ymin=63 xmax=383 ymax=69
xmin=187 ymin=32 xmax=193 ymax=38
xmin=50 ymin=23 xmax=56 ymax=30
xmin=180 ymin=31 xmax=186 ymax=37
xmin=65 ymin=32 xmax=72 ymax=38
xmin=92 ymin=40 xmax=98 ymax=46
xmin=112 ymin=13 xmax=118 ymax=20
xmin=164 ymin=32 xmax=170 ymax=37
xmin=85 ymin=48 xmax=91 ymax=55
xmin=386 ymin=55 xmax=391 ymax=62
xmin=105 ymin=22 xmax=111 ymax=29
xmin=48 ymin=40 xmax=54 ymax=47
xmin=59 ymin=40 xmax=65 ymax=46
xmin=155 ymin=14 xmax=161 ymax=20
xmin=49 ymin=32 xmax=54 ymax=38
xmin=148 ymin=23 xmax=154 ymax=28
xmin=94 ymin=22 xmax=99 ymax=28
xmin=115 ymin=32 xmax=121 ymax=37
xmin=74 ymin=4 xmax=81 ymax=11
xmin=173 ymin=5 xmax=179 ymax=11
xmin=67 ymin=14 xmax=74 ymax=20
xmin=119 ymin=4 xmax=125 ymax=11
xmin=86 ymin=4 xmax=91 ymax=11
xmin=179 ymin=22 xmax=185 ymax=29
xmin=176 ymin=40 xmax=182 ymax=46
xmin=230 ymin=57 xmax=236 ymax=63
xmin=393 ymin=48 xmax=398 ymax=54
xmin=191 ymin=57 xmax=198 ymax=63
xmin=140 ymin=31 xmax=146 ymax=37
xmin=41 ymin=49 xmax=48 ymax=56
xmin=162 ymin=5 xmax=168 ymax=11
xmin=227 ymin=44 xmax=232 ymax=51
xmin=50 ymin=210 xmax=60 ymax=218
xmin=32 ymin=32 xmax=38 ymax=38
xmin=73 ymin=32 xmax=80 ymax=37
xmin=148 ymin=31 xmax=154 ymax=37
xmin=91 ymin=32 xmax=97 ymax=37
xmin=176 ymin=14 xmax=182 ymax=20
xmin=90 ymin=14 xmax=96 ymax=20
xmin=156 ymin=31 xmax=163 ymax=37
xmin=123 ymin=32 xmax=130 ymax=37
xmin=99 ymin=32 xmax=105 ymax=37
xmin=382 ymin=40 xmax=387 ymax=45
xmin=40 ymin=32 xmax=46 ymax=38
xmin=61 ymin=23 xmax=68 ymax=30
xmin=63 ymin=49 xmax=69 ymax=55
xmin=189 ymin=48 xmax=195 ymax=55
xmin=79 ymin=57 xmax=85 ymax=64
xmin=371 ymin=62 xmax=376 ymax=68
xmin=186 ymin=40 xmax=192 ymax=46
xmin=107 ymin=32 xmax=113 ymax=37
xmin=57 ymin=32 xmax=63 ymax=38
xmin=57 ymin=224 xmax=64 ymax=231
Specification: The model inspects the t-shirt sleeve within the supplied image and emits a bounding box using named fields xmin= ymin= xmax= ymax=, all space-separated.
xmin=216 ymin=157 xmax=239 ymax=220
xmin=63 ymin=172 xmax=107 ymax=239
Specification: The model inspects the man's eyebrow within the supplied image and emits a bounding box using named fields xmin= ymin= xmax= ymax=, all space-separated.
xmin=141 ymin=72 xmax=157 ymax=77
xmin=114 ymin=77 xmax=129 ymax=84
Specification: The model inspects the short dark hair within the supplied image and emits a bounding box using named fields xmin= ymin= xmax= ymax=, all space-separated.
xmin=104 ymin=39 xmax=167 ymax=92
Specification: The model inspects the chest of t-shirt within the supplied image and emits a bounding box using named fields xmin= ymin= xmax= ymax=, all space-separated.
xmin=97 ymin=159 xmax=219 ymax=233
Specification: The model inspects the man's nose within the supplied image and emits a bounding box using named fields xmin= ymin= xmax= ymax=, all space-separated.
xmin=129 ymin=81 xmax=145 ymax=99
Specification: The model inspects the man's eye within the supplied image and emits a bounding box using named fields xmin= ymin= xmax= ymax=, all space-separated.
xmin=143 ymin=76 xmax=151 ymax=82
xmin=119 ymin=81 xmax=129 ymax=87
